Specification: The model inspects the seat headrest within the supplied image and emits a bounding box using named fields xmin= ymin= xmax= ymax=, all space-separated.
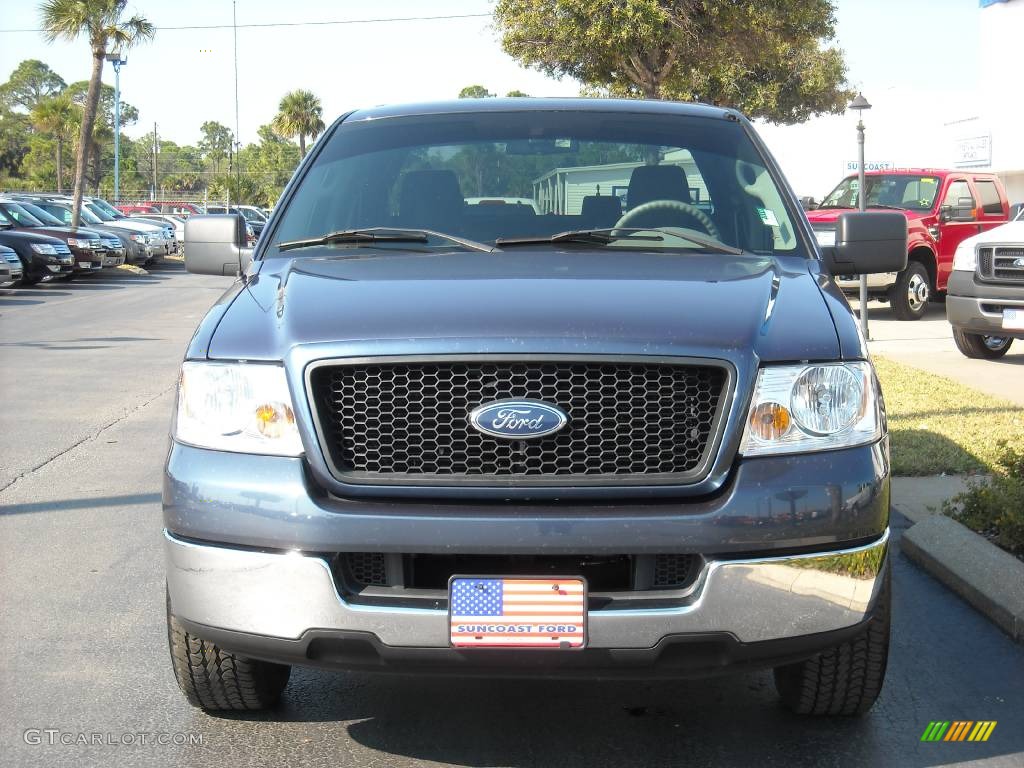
xmin=627 ymin=165 xmax=692 ymax=208
xmin=398 ymin=170 xmax=465 ymax=225
xmin=580 ymin=195 xmax=623 ymax=225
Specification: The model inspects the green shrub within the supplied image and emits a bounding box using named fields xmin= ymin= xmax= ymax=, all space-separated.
xmin=943 ymin=445 xmax=1024 ymax=556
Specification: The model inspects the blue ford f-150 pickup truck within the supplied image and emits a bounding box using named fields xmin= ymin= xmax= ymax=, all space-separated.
xmin=166 ymin=99 xmax=907 ymax=715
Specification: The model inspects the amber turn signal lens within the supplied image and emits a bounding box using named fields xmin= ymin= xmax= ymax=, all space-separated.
xmin=255 ymin=402 xmax=295 ymax=439
xmin=749 ymin=402 xmax=791 ymax=441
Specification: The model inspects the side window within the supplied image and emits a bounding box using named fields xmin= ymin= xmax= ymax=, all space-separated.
xmin=942 ymin=180 xmax=974 ymax=209
xmin=974 ymin=180 xmax=1003 ymax=216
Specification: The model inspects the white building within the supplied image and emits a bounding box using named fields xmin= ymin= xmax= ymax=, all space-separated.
xmin=532 ymin=150 xmax=709 ymax=215
xmin=945 ymin=0 xmax=1024 ymax=202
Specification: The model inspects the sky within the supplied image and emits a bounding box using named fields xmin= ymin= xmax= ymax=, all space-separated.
xmin=0 ymin=0 xmax=988 ymax=196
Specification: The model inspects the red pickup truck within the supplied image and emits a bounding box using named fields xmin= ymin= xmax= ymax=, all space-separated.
xmin=806 ymin=169 xmax=1010 ymax=319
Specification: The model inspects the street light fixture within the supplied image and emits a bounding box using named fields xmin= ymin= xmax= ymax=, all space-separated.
xmin=105 ymin=50 xmax=127 ymax=204
xmin=849 ymin=91 xmax=872 ymax=341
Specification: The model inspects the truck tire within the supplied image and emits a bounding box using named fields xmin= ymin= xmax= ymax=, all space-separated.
xmin=773 ymin=565 xmax=890 ymax=716
xmin=887 ymin=261 xmax=930 ymax=320
xmin=952 ymin=329 xmax=1014 ymax=359
xmin=167 ymin=599 xmax=291 ymax=711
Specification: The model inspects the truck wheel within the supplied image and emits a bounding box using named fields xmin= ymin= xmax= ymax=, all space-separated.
xmin=887 ymin=262 xmax=930 ymax=320
xmin=952 ymin=329 xmax=1014 ymax=359
xmin=773 ymin=565 xmax=890 ymax=716
xmin=166 ymin=598 xmax=291 ymax=711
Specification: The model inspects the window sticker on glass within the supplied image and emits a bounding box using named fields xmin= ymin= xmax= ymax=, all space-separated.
xmin=757 ymin=207 xmax=780 ymax=227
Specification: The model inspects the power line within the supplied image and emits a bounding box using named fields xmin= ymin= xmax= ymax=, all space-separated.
xmin=0 ymin=12 xmax=490 ymax=34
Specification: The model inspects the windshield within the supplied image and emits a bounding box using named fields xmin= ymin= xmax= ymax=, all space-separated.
xmin=270 ymin=111 xmax=803 ymax=256
xmin=84 ymin=202 xmax=115 ymax=221
xmin=821 ymin=174 xmax=940 ymax=211
xmin=0 ymin=202 xmax=46 ymax=227
xmin=90 ymin=198 xmax=122 ymax=218
xmin=17 ymin=201 xmax=64 ymax=226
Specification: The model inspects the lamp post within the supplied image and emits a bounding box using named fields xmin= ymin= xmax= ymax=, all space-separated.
xmin=849 ymin=92 xmax=872 ymax=340
xmin=105 ymin=51 xmax=127 ymax=204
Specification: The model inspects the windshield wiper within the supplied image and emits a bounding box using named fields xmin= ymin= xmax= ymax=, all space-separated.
xmin=497 ymin=227 xmax=744 ymax=255
xmin=278 ymin=227 xmax=494 ymax=253
xmin=867 ymin=204 xmax=906 ymax=211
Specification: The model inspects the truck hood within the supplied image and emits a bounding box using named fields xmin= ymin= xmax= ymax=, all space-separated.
xmin=959 ymin=220 xmax=1024 ymax=247
xmin=206 ymin=249 xmax=841 ymax=364
xmin=806 ymin=207 xmax=922 ymax=224
xmin=95 ymin=218 xmax=161 ymax=234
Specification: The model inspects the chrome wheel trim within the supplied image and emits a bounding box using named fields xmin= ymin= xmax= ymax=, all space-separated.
xmin=982 ymin=335 xmax=1010 ymax=351
xmin=906 ymin=273 xmax=929 ymax=312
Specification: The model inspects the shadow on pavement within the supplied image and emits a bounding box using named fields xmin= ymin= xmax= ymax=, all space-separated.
xmin=0 ymin=492 xmax=161 ymax=516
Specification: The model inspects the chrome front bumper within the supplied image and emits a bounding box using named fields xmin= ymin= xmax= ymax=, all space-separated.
xmin=165 ymin=529 xmax=889 ymax=649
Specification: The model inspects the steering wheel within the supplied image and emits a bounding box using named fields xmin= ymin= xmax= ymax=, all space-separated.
xmin=614 ymin=199 xmax=721 ymax=240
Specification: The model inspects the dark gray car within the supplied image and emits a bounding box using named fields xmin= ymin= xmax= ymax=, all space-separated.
xmin=166 ymin=99 xmax=907 ymax=716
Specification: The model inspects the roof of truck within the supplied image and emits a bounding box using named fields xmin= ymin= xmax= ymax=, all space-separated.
xmin=344 ymin=97 xmax=738 ymax=123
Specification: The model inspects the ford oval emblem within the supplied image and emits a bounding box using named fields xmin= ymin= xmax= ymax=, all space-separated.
xmin=468 ymin=399 xmax=568 ymax=440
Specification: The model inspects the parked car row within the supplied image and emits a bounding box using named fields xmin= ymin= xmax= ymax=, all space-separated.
xmin=0 ymin=193 xmax=174 ymax=286
xmin=114 ymin=200 xmax=267 ymax=245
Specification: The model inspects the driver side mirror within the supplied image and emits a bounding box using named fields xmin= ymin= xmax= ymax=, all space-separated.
xmin=939 ymin=197 xmax=977 ymax=223
xmin=819 ymin=211 xmax=907 ymax=275
xmin=184 ymin=214 xmax=253 ymax=276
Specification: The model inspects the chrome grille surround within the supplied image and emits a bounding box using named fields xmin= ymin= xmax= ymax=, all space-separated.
xmin=306 ymin=355 xmax=733 ymax=487
xmin=978 ymin=246 xmax=1024 ymax=283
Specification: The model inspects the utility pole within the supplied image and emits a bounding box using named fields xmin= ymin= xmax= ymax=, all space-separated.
xmin=151 ymin=121 xmax=158 ymax=200
xmin=233 ymin=0 xmax=241 ymax=200
xmin=105 ymin=52 xmax=127 ymax=203
xmin=849 ymin=93 xmax=872 ymax=341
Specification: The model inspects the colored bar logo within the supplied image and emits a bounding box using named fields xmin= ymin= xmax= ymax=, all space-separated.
xmin=920 ymin=721 xmax=997 ymax=742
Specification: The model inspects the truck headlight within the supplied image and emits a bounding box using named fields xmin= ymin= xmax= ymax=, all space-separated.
xmin=129 ymin=233 xmax=146 ymax=243
xmin=174 ymin=362 xmax=303 ymax=456
xmin=739 ymin=362 xmax=882 ymax=456
xmin=30 ymin=243 xmax=58 ymax=255
xmin=952 ymin=241 xmax=976 ymax=272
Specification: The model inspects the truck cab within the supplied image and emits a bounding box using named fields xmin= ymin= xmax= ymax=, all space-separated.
xmin=806 ymin=169 xmax=1010 ymax=319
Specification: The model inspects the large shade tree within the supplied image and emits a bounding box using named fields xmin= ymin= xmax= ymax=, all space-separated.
xmin=271 ymin=90 xmax=325 ymax=158
xmin=39 ymin=0 xmax=154 ymax=225
xmin=494 ymin=0 xmax=852 ymax=123
xmin=0 ymin=59 xmax=67 ymax=112
xmin=30 ymin=92 xmax=77 ymax=192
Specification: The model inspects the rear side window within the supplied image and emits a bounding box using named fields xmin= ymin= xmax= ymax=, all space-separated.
xmin=974 ymin=180 xmax=1003 ymax=216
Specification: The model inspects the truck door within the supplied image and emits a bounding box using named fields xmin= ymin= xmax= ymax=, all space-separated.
xmin=972 ymin=177 xmax=1009 ymax=235
xmin=935 ymin=178 xmax=980 ymax=291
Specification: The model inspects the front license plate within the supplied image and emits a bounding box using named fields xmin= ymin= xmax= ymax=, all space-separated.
xmin=449 ymin=576 xmax=586 ymax=649
xmin=1003 ymin=308 xmax=1024 ymax=330
xmin=78 ymin=262 xmax=91 ymax=268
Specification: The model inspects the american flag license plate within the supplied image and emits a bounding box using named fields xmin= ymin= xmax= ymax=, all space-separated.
xmin=449 ymin=577 xmax=587 ymax=649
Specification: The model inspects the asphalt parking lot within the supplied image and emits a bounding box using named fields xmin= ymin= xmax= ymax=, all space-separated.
xmin=1 ymin=267 xmax=1023 ymax=768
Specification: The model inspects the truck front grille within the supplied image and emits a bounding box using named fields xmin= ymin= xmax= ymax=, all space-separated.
xmin=979 ymin=246 xmax=1024 ymax=283
xmin=309 ymin=358 xmax=729 ymax=486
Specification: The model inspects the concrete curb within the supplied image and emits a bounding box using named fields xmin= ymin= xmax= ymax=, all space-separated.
xmin=902 ymin=514 xmax=1024 ymax=642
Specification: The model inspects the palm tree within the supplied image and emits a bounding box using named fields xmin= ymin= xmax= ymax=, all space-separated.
xmin=271 ymin=90 xmax=325 ymax=158
xmin=31 ymin=92 xmax=77 ymax=193
xmin=39 ymin=0 xmax=154 ymax=225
